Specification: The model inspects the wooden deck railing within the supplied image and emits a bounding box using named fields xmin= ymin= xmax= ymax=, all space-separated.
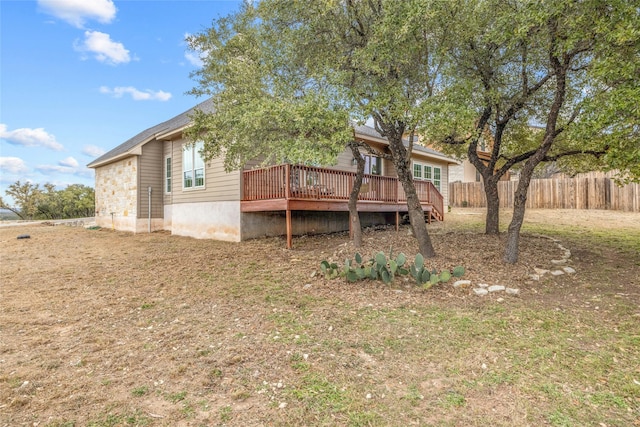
xmin=243 ymin=164 xmax=444 ymax=218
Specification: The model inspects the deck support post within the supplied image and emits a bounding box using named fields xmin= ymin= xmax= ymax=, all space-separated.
xmin=286 ymin=206 xmax=292 ymax=249
xmin=285 ymin=164 xmax=292 ymax=249
xmin=395 ymin=210 xmax=399 ymax=232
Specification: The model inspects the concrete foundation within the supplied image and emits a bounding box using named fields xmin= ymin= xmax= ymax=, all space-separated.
xmin=171 ymin=201 xmax=241 ymax=241
xmin=241 ymin=210 xmax=396 ymax=240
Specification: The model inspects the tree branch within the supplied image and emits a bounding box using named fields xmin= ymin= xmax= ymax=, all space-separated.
xmin=542 ymin=147 xmax=608 ymax=162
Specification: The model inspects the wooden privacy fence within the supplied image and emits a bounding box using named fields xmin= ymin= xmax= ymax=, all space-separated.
xmin=449 ymin=178 xmax=640 ymax=212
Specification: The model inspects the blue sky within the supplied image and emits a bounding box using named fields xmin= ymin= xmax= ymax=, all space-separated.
xmin=0 ymin=0 xmax=242 ymax=204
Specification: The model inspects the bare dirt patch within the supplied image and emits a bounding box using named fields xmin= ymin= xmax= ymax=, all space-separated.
xmin=1 ymin=209 xmax=638 ymax=426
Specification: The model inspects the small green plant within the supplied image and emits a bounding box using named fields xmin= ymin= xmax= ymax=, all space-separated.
xmin=167 ymin=391 xmax=187 ymax=403
xmin=320 ymin=251 xmax=464 ymax=290
xmin=219 ymin=405 xmax=232 ymax=422
xmin=131 ymin=385 xmax=148 ymax=397
xmin=319 ymin=260 xmax=340 ymax=279
xmin=410 ymin=254 xmax=465 ymax=289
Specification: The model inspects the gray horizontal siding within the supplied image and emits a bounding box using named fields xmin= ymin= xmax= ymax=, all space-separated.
xmin=138 ymin=141 xmax=164 ymax=218
xmin=169 ymin=139 xmax=240 ymax=204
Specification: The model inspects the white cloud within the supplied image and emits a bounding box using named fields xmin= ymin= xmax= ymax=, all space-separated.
xmin=35 ymin=164 xmax=75 ymax=174
xmin=35 ymin=164 xmax=93 ymax=178
xmin=0 ymin=124 xmax=64 ymax=151
xmin=38 ymin=0 xmax=116 ymax=28
xmin=0 ymin=157 xmax=29 ymax=174
xmin=184 ymin=32 xmax=208 ymax=67
xmin=99 ymin=86 xmax=172 ymax=101
xmin=185 ymin=51 xmax=205 ymax=68
xmin=82 ymin=145 xmax=106 ymax=157
xmin=75 ymin=31 xmax=131 ymax=65
xmin=59 ymin=157 xmax=79 ymax=168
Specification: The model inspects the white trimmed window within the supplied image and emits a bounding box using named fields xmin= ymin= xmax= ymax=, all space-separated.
xmin=412 ymin=161 xmax=442 ymax=191
xmin=433 ymin=167 xmax=441 ymax=190
xmin=165 ymin=156 xmax=172 ymax=193
xmin=183 ymin=141 xmax=205 ymax=189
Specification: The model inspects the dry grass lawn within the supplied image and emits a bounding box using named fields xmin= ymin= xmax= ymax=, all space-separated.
xmin=1 ymin=208 xmax=639 ymax=426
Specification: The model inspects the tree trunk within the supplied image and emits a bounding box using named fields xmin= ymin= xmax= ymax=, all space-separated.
xmin=348 ymin=143 xmax=365 ymax=248
xmin=503 ymin=167 xmax=533 ymax=263
xmin=503 ymin=139 xmax=554 ymax=263
xmin=483 ymin=175 xmax=501 ymax=234
xmin=388 ymin=136 xmax=436 ymax=257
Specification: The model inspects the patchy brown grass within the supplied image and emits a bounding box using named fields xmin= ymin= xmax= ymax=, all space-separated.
xmin=1 ymin=208 xmax=639 ymax=426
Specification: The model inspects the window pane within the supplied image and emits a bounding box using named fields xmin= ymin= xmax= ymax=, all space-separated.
xmin=184 ymin=170 xmax=193 ymax=188
xmin=372 ymin=157 xmax=381 ymax=175
xmin=194 ymin=141 xmax=205 ymax=169
xmin=165 ymin=157 xmax=172 ymax=193
xmin=183 ymin=145 xmax=193 ymax=172
xmin=195 ymin=168 xmax=204 ymax=187
xmin=434 ymin=168 xmax=441 ymax=180
xmin=413 ymin=164 xmax=422 ymax=179
xmin=424 ymin=166 xmax=432 ymax=180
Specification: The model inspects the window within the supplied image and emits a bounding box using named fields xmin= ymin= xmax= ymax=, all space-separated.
xmin=412 ymin=161 xmax=442 ymax=191
xmin=433 ymin=167 xmax=441 ymax=191
xmin=413 ymin=163 xmax=422 ymax=179
xmin=183 ymin=141 xmax=205 ymax=189
xmin=363 ymin=155 xmax=382 ymax=175
xmin=424 ymin=165 xmax=432 ymax=181
xmin=165 ymin=156 xmax=172 ymax=193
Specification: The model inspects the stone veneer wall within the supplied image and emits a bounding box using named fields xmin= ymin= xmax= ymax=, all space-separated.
xmin=94 ymin=156 xmax=139 ymax=231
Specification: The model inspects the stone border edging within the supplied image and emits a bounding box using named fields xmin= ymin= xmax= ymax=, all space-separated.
xmin=459 ymin=234 xmax=575 ymax=297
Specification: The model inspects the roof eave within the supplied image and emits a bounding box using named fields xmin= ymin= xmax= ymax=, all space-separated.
xmin=87 ymin=141 xmax=147 ymax=169
xmin=156 ymin=124 xmax=190 ymax=141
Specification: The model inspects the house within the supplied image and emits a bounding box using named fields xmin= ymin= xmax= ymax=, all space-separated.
xmin=87 ymin=99 xmax=458 ymax=247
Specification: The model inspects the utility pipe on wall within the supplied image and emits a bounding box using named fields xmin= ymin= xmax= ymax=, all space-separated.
xmin=148 ymin=186 xmax=152 ymax=233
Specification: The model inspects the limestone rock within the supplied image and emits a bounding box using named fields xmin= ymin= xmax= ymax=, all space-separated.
xmin=473 ymin=288 xmax=488 ymax=296
xmin=488 ymin=285 xmax=506 ymax=292
xmin=453 ymin=280 xmax=472 ymax=288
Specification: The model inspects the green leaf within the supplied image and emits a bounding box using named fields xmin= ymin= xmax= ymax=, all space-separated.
xmin=396 ymin=253 xmax=407 ymax=267
xmin=355 ymin=253 xmax=363 ymax=264
xmin=452 ymin=266 xmax=465 ymax=277
xmin=389 ymin=259 xmax=398 ymax=274
xmin=414 ymin=253 xmax=424 ymax=271
xmin=375 ymin=252 xmax=387 ymax=268
xmin=320 ymin=260 xmax=329 ymax=273
xmin=381 ymin=267 xmax=392 ymax=284
xmin=420 ymin=269 xmax=430 ymax=284
xmin=410 ymin=264 xmax=419 ymax=279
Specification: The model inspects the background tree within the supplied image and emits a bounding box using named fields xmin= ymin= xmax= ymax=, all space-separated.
xmin=4 ymin=181 xmax=43 ymax=220
xmin=425 ymin=0 xmax=639 ymax=263
xmin=2 ymin=181 xmax=95 ymax=220
xmin=0 ymin=195 xmax=23 ymax=219
xmin=187 ymin=0 xmax=454 ymax=257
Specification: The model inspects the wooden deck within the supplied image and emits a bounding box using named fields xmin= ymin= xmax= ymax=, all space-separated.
xmin=241 ymin=164 xmax=444 ymax=248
